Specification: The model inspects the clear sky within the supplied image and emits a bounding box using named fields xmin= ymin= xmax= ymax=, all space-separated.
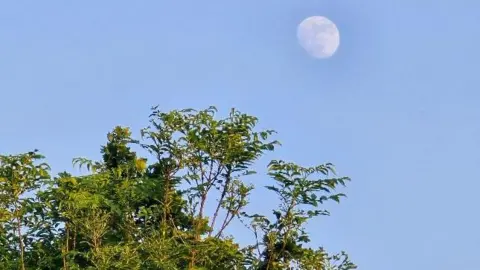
xmin=1 ymin=1 xmax=479 ymax=269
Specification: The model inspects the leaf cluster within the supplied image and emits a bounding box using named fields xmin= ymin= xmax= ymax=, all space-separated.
xmin=0 ymin=106 xmax=356 ymax=270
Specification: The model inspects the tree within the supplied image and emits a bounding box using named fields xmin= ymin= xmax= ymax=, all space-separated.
xmin=0 ymin=151 xmax=50 ymax=270
xmin=0 ymin=106 xmax=356 ymax=270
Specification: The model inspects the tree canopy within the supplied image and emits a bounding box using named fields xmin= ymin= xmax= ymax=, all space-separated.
xmin=0 ymin=106 xmax=356 ymax=270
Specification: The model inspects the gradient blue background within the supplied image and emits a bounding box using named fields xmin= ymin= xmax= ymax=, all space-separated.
xmin=1 ymin=1 xmax=479 ymax=269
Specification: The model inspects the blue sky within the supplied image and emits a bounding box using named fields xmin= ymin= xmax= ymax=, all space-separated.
xmin=1 ymin=0 xmax=480 ymax=269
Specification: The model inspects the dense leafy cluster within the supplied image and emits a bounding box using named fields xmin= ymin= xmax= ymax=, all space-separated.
xmin=0 ymin=106 xmax=356 ymax=270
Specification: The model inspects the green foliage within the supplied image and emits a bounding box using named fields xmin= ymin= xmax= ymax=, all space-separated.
xmin=0 ymin=150 xmax=50 ymax=270
xmin=0 ymin=106 xmax=356 ymax=269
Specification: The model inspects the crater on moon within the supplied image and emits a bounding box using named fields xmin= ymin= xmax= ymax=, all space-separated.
xmin=297 ymin=16 xmax=340 ymax=59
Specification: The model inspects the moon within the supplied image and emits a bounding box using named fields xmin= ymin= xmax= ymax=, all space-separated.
xmin=297 ymin=16 xmax=340 ymax=59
